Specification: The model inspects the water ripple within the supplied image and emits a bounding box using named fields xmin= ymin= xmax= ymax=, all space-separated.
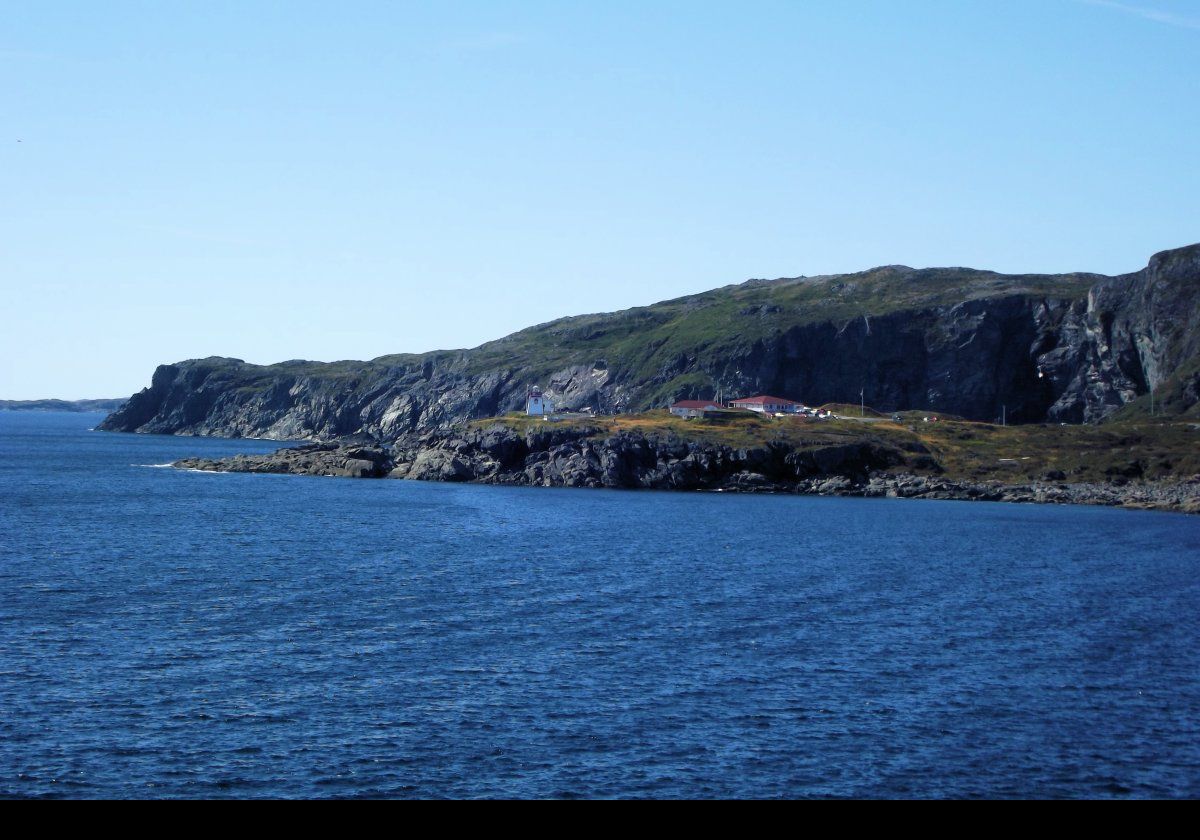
xmin=2 ymin=412 xmax=1199 ymax=798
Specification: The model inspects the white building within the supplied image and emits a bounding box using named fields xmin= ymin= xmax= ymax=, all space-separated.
xmin=729 ymin=395 xmax=802 ymax=414
xmin=526 ymin=386 xmax=553 ymax=416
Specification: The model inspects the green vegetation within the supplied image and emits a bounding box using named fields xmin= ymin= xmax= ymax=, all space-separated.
xmin=182 ymin=355 xmax=446 ymax=402
xmin=160 ymin=253 xmax=1195 ymax=429
xmin=475 ymin=409 xmax=1200 ymax=483
xmin=446 ymin=266 xmax=1100 ymax=399
xmin=816 ymin=402 xmax=889 ymax=419
xmin=1107 ymin=357 xmax=1200 ymax=423
xmin=908 ymin=418 xmax=1200 ymax=482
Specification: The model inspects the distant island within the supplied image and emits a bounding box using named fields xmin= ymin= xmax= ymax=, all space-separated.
xmin=2 ymin=398 xmax=126 ymax=413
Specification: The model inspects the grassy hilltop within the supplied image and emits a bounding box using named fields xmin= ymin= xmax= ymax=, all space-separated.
xmin=431 ymin=266 xmax=1100 ymax=398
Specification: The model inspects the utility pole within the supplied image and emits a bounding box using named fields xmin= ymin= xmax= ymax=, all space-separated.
xmin=1002 ymin=404 xmax=1006 ymax=427
xmin=860 ymin=388 xmax=865 ymax=418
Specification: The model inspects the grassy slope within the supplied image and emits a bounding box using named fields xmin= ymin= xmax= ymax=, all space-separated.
xmin=389 ymin=267 xmax=1101 ymax=390
xmin=1107 ymin=356 xmax=1200 ymax=422
xmin=476 ymin=409 xmax=1200 ymax=484
xmin=178 ymin=265 xmax=1106 ymax=414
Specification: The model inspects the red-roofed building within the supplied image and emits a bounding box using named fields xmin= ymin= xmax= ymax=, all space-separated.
xmin=668 ymin=399 xmax=725 ymax=419
xmin=729 ymin=395 xmax=801 ymax=414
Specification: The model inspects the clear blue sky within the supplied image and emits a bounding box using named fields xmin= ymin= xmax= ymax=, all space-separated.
xmin=3 ymin=1 xmax=1198 ymax=398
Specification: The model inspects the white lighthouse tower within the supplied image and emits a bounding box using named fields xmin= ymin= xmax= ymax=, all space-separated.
xmin=526 ymin=386 xmax=553 ymax=416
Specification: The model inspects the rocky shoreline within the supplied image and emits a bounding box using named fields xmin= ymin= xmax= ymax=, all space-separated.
xmin=173 ymin=423 xmax=1200 ymax=515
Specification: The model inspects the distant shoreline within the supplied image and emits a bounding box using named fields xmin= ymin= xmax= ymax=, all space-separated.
xmin=174 ymin=454 xmax=1200 ymax=516
xmin=0 ymin=399 xmax=125 ymax=413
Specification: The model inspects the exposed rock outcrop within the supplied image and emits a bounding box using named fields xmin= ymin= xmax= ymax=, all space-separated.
xmin=175 ymin=441 xmax=391 ymax=478
xmin=171 ymin=424 xmax=1200 ymax=514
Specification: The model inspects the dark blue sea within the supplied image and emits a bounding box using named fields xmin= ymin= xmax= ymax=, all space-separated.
xmin=2 ymin=411 xmax=1200 ymax=799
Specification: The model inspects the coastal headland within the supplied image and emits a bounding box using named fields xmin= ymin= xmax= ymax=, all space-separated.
xmin=97 ymin=241 xmax=1200 ymax=513
xmin=101 ymin=244 xmax=1200 ymax=441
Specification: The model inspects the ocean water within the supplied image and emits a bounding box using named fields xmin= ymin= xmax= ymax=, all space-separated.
xmin=2 ymin=411 xmax=1199 ymax=799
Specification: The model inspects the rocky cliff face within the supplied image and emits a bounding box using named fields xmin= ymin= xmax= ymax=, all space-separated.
xmin=1038 ymin=244 xmax=1200 ymax=422
xmin=101 ymin=244 xmax=1200 ymax=440
xmin=389 ymin=423 xmax=913 ymax=490
xmin=175 ymin=422 xmax=916 ymax=491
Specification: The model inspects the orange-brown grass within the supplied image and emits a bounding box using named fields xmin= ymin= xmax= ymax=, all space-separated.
xmin=473 ymin=411 xmax=1200 ymax=483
